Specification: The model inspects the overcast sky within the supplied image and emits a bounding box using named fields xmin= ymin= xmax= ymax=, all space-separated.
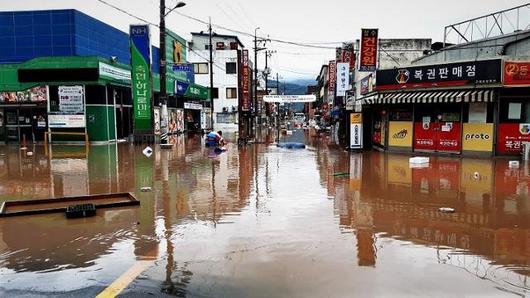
xmin=3 ymin=0 xmax=530 ymax=81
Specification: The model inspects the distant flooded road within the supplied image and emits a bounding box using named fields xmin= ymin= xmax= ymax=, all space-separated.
xmin=0 ymin=130 xmax=529 ymax=297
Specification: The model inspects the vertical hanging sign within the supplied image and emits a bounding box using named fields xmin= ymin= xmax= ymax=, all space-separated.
xmin=241 ymin=49 xmax=251 ymax=111
xmin=350 ymin=113 xmax=363 ymax=149
xmin=328 ymin=61 xmax=337 ymax=103
xmin=359 ymin=29 xmax=378 ymax=72
xmin=336 ymin=63 xmax=350 ymax=96
xmin=130 ymin=25 xmax=152 ymax=131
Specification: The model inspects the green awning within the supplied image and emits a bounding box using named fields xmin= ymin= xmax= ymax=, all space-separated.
xmin=185 ymin=83 xmax=209 ymax=100
xmin=0 ymin=64 xmax=38 ymax=92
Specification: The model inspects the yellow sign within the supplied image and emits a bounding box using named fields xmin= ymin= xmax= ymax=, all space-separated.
xmin=351 ymin=113 xmax=362 ymax=124
xmin=387 ymin=155 xmax=412 ymax=186
xmin=388 ymin=121 xmax=413 ymax=148
xmin=462 ymin=123 xmax=493 ymax=152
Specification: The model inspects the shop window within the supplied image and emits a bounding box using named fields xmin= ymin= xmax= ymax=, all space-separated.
xmin=508 ymin=103 xmax=522 ymax=120
xmin=194 ymin=63 xmax=209 ymax=74
xmin=211 ymin=88 xmax=219 ymax=99
xmin=85 ymin=85 xmax=107 ymax=105
xmin=226 ymin=87 xmax=237 ymax=99
xmin=226 ymin=62 xmax=237 ymax=74
xmin=468 ymin=103 xmax=487 ymax=123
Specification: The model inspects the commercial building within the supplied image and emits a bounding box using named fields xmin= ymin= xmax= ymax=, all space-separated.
xmin=187 ymin=32 xmax=247 ymax=131
xmin=0 ymin=9 xmax=208 ymax=144
xmin=357 ymin=28 xmax=530 ymax=156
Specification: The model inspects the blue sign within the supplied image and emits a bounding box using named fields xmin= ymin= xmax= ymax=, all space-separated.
xmin=175 ymin=80 xmax=190 ymax=96
xmin=172 ymin=63 xmax=195 ymax=84
xmin=130 ymin=25 xmax=151 ymax=64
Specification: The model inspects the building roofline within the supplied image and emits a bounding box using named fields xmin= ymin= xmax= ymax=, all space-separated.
xmin=191 ymin=32 xmax=245 ymax=48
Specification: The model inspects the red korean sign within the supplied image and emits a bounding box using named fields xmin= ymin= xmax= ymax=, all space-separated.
xmin=497 ymin=123 xmax=530 ymax=154
xmin=342 ymin=49 xmax=355 ymax=71
xmin=328 ymin=61 xmax=337 ymax=94
xmin=414 ymin=122 xmax=461 ymax=152
xmin=359 ymin=29 xmax=378 ymax=72
xmin=241 ymin=49 xmax=250 ymax=111
xmin=504 ymin=61 xmax=530 ymax=86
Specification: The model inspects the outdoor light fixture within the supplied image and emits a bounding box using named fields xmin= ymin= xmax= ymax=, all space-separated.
xmin=165 ymin=1 xmax=186 ymax=16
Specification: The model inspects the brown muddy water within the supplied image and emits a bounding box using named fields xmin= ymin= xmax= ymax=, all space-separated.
xmin=0 ymin=130 xmax=529 ymax=297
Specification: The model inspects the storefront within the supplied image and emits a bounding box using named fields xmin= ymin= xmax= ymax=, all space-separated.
xmin=496 ymin=61 xmax=530 ymax=155
xmin=175 ymin=80 xmax=209 ymax=133
xmin=359 ymin=58 xmax=502 ymax=156
xmin=0 ymin=56 xmax=132 ymax=144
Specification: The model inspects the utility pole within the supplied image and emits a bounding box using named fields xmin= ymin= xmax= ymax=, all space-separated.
xmin=159 ymin=0 xmax=168 ymax=145
xmin=159 ymin=1 xmax=185 ymax=147
xmin=209 ymin=17 xmax=214 ymax=131
xmin=264 ymin=50 xmax=275 ymax=122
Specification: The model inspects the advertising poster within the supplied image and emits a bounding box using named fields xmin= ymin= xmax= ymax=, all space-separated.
xmin=130 ymin=25 xmax=152 ymax=131
xmin=350 ymin=113 xmax=363 ymax=149
xmin=169 ymin=110 xmax=178 ymax=134
xmin=176 ymin=109 xmax=185 ymax=132
xmin=153 ymin=108 xmax=160 ymax=135
xmin=462 ymin=123 xmax=493 ymax=152
xmin=497 ymin=123 xmax=530 ymax=154
xmin=359 ymin=29 xmax=378 ymax=72
xmin=388 ymin=121 xmax=413 ymax=148
xmin=0 ymin=86 xmax=48 ymax=103
xmin=48 ymin=85 xmax=86 ymax=128
xmin=504 ymin=61 xmax=530 ymax=86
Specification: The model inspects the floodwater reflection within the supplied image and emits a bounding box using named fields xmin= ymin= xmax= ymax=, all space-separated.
xmin=0 ymin=131 xmax=528 ymax=297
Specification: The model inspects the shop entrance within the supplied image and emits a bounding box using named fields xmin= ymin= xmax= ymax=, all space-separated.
xmin=4 ymin=107 xmax=47 ymax=144
xmin=414 ymin=104 xmax=462 ymax=153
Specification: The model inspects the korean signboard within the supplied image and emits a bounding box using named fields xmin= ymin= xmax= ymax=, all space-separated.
xmin=504 ymin=61 xmax=530 ymax=86
xmin=241 ymin=49 xmax=251 ymax=112
xmin=376 ymin=59 xmax=502 ymax=91
xmin=336 ymin=63 xmax=350 ymax=97
xmin=98 ymin=62 xmax=131 ymax=85
xmin=341 ymin=47 xmax=355 ymax=71
xmin=328 ymin=61 xmax=337 ymax=99
xmin=130 ymin=24 xmax=152 ymax=131
xmin=350 ymin=113 xmax=363 ymax=149
xmin=497 ymin=123 xmax=530 ymax=154
xmin=172 ymin=63 xmax=195 ymax=84
xmin=359 ymin=29 xmax=378 ymax=72
xmin=48 ymin=85 xmax=85 ymax=128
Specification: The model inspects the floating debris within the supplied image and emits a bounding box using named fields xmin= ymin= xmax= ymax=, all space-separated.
xmin=140 ymin=187 xmax=152 ymax=192
xmin=333 ymin=172 xmax=350 ymax=177
xmin=142 ymin=146 xmax=153 ymax=158
xmin=438 ymin=207 xmax=455 ymax=213
xmin=509 ymin=160 xmax=520 ymax=168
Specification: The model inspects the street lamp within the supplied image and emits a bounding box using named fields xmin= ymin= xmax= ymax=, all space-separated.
xmin=159 ymin=0 xmax=186 ymax=147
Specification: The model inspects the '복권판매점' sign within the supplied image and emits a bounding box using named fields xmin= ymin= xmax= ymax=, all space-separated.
xmin=376 ymin=59 xmax=502 ymax=91
xmin=359 ymin=29 xmax=378 ymax=72
xmin=504 ymin=61 xmax=530 ymax=86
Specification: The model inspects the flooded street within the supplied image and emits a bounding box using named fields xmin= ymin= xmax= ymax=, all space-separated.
xmin=0 ymin=130 xmax=529 ymax=297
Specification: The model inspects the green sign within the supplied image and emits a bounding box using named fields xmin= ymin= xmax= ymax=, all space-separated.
xmin=185 ymin=84 xmax=209 ymax=100
xmin=130 ymin=25 xmax=152 ymax=131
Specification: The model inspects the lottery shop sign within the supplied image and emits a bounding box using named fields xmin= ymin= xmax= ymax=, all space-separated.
xmin=497 ymin=123 xmax=530 ymax=154
xmin=376 ymin=59 xmax=502 ymax=91
xmin=504 ymin=61 xmax=530 ymax=86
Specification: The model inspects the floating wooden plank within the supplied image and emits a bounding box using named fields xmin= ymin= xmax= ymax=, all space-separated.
xmin=0 ymin=192 xmax=140 ymax=218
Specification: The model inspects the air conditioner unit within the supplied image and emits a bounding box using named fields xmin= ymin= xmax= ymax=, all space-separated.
xmin=216 ymin=42 xmax=225 ymax=50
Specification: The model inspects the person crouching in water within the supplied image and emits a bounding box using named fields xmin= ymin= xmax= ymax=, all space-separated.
xmin=206 ymin=131 xmax=225 ymax=147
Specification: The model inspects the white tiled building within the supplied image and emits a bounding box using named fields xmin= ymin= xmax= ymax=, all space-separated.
xmin=187 ymin=32 xmax=247 ymax=131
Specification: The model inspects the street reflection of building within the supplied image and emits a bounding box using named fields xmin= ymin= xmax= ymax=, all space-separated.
xmin=329 ymin=152 xmax=530 ymax=277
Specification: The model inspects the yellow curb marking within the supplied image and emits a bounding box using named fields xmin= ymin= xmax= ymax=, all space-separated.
xmin=95 ymin=260 xmax=154 ymax=298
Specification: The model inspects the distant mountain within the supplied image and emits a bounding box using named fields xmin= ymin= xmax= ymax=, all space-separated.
xmin=267 ymin=80 xmax=312 ymax=95
xmin=289 ymin=78 xmax=317 ymax=87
